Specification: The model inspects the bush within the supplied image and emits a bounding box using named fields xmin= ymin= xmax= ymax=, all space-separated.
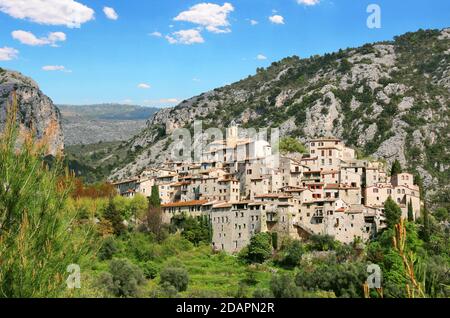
xmin=140 ymin=261 xmax=159 ymax=279
xmin=98 ymin=237 xmax=118 ymax=261
xmin=275 ymin=239 xmax=305 ymax=268
xmin=270 ymin=273 xmax=302 ymax=298
xmin=98 ymin=258 xmax=145 ymax=297
xmin=308 ymin=235 xmax=338 ymax=251
xmin=159 ymin=266 xmax=189 ymax=292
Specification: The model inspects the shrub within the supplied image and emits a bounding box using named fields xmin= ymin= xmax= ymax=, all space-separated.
xmin=275 ymin=239 xmax=305 ymax=268
xmin=98 ymin=258 xmax=145 ymax=297
xmin=140 ymin=261 xmax=159 ymax=279
xmin=308 ymin=235 xmax=338 ymax=251
xmin=159 ymin=266 xmax=189 ymax=292
xmin=98 ymin=236 xmax=118 ymax=261
xmin=270 ymin=273 xmax=302 ymax=298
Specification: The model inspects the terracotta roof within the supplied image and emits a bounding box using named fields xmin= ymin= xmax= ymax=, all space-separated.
xmin=162 ymin=200 xmax=208 ymax=208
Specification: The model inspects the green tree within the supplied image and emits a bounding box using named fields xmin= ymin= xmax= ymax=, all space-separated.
xmin=270 ymin=273 xmax=302 ymax=298
xmin=98 ymin=236 xmax=118 ymax=261
xmin=244 ymin=233 xmax=273 ymax=263
xmin=433 ymin=207 xmax=449 ymax=223
xmin=279 ymin=137 xmax=307 ymax=154
xmin=149 ymin=185 xmax=161 ymax=208
xmin=390 ymin=159 xmax=402 ymax=176
xmin=407 ymin=199 xmax=414 ymax=222
xmin=275 ymin=239 xmax=305 ymax=268
xmin=0 ymin=94 xmax=92 ymax=297
xmin=104 ymin=199 xmax=126 ymax=236
xmin=308 ymin=234 xmax=337 ymax=251
xmin=159 ymin=266 xmax=189 ymax=292
xmin=97 ymin=258 xmax=145 ymax=297
xmin=384 ymin=197 xmax=402 ymax=229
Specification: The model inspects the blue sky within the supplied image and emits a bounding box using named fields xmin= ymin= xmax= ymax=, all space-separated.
xmin=0 ymin=0 xmax=449 ymax=107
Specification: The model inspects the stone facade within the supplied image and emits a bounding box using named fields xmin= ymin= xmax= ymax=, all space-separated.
xmin=114 ymin=129 xmax=422 ymax=253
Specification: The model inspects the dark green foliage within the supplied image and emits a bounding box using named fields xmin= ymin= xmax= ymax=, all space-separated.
xmin=433 ymin=207 xmax=449 ymax=223
xmin=104 ymin=199 xmax=126 ymax=236
xmin=242 ymin=233 xmax=273 ymax=264
xmin=139 ymin=261 xmax=158 ymax=279
xmin=98 ymin=237 xmax=118 ymax=261
xmin=270 ymin=273 xmax=302 ymax=298
xmin=171 ymin=215 xmax=211 ymax=245
xmin=308 ymin=235 xmax=338 ymax=251
xmin=159 ymin=266 xmax=189 ymax=292
xmin=148 ymin=185 xmax=161 ymax=208
xmin=390 ymin=160 xmax=403 ymax=176
xmin=279 ymin=137 xmax=307 ymax=154
xmin=338 ymin=58 xmax=352 ymax=73
xmin=384 ymin=197 xmax=402 ymax=229
xmin=98 ymin=258 xmax=145 ymax=297
xmin=295 ymin=261 xmax=367 ymax=298
xmin=408 ymin=199 xmax=414 ymax=222
xmin=275 ymin=239 xmax=305 ymax=268
xmin=271 ymin=232 xmax=278 ymax=250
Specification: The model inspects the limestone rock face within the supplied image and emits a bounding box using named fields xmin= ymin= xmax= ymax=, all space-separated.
xmin=0 ymin=69 xmax=64 ymax=156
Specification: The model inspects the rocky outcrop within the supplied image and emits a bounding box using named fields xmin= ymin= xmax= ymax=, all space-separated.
xmin=0 ymin=69 xmax=64 ymax=156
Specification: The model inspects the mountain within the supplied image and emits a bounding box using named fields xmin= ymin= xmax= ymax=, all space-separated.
xmin=0 ymin=68 xmax=64 ymax=156
xmin=108 ymin=28 xmax=449 ymax=196
xmin=58 ymin=104 xmax=159 ymax=145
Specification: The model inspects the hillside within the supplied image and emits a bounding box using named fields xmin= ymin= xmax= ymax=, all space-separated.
xmin=0 ymin=68 xmax=64 ymax=155
xmin=106 ymin=28 xmax=448 ymax=199
xmin=59 ymin=104 xmax=159 ymax=145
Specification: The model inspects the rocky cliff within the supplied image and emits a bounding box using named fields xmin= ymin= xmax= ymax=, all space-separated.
xmin=0 ymin=69 xmax=64 ymax=156
xmin=109 ymin=28 xmax=449 ymax=195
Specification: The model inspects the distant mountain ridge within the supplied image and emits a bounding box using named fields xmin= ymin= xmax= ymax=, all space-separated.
xmin=58 ymin=104 xmax=159 ymax=121
xmin=58 ymin=104 xmax=160 ymax=145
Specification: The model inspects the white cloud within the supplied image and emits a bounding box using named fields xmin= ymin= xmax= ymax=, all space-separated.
xmin=12 ymin=30 xmax=66 ymax=47
xmin=297 ymin=0 xmax=320 ymax=5
xmin=137 ymin=83 xmax=151 ymax=89
xmin=0 ymin=47 xmax=18 ymax=61
xmin=150 ymin=31 xmax=162 ymax=38
xmin=174 ymin=2 xmax=234 ymax=34
xmin=257 ymin=54 xmax=267 ymax=60
xmin=166 ymin=29 xmax=204 ymax=45
xmin=192 ymin=77 xmax=201 ymax=82
xmin=42 ymin=65 xmax=70 ymax=72
xmin=269 ymin=15 xmax=285 ymax=24
xmin=250 ymin=19 xmax=258 ymax=26
xmin=103 ymin=7 xmax=118 ymax=20
xmin=0 ymin=0 xmax=95 ymax=28
xmin=122 ymin=99 xmax=133 ymax=104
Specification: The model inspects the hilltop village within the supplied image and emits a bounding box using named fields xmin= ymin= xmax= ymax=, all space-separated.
xmin=114 ymin=125 xmax=422 ymax=253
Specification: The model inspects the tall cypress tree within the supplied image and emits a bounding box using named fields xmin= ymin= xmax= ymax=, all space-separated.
xmin=390 ymin=160 xmax=402 ymax=176
xmin=148 ymin=185 xmax=161 ymax=208
xmin=407 ymin=199 xmax=414 ymax=222
xmin=384 ymin=197 xmax=402 ymax=228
